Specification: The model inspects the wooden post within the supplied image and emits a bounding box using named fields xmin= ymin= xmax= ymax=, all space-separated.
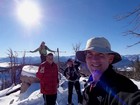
xmin=57 ymin=48 xmax=60 ymax=70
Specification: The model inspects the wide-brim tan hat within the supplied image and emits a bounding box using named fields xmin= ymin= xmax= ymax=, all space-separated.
xmin=76 ymin=37 xmax=122 ymax=64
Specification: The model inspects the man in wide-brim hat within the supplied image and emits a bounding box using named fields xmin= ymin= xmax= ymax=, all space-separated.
xmin=76 ymin=37 xmax=138 ymax=105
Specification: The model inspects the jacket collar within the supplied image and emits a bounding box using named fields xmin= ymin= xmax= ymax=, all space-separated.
xmin=88 ymin=65 xmax=114 ymax=83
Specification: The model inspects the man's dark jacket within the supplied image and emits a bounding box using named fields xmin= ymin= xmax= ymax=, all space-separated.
xmin=64 ymin=61 xmax=81 ymax=81
xmin=83 ymin=65 xmax=138 ymax=105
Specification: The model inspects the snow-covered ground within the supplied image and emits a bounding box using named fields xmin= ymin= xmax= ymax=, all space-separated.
xmin=0 ymin=65 xmax=87 ymax=105
xmin=0 ymin=76 xmax=86 ymax=105
xmin=21 ymin=65 xmax=39 ymax=77
xmin=0 ymin=62 xmax=20 ymax=68
xmin=0 ymin=64 xmax=140 ymax=105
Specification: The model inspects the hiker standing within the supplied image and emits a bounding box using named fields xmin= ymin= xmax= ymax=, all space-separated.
xmin=30 ymin=41 xmax=56 ymax=63
xmin=36 ymin=53 xmax=59 ymax=105
xmin=64 ymin=58 xmax=82 ymax=105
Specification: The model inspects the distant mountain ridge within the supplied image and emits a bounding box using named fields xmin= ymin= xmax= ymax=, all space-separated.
xmin=0 ymin=54 xmax=140 ymax=68
xmin=0 ymin=55 xmax=74 ymax=64
xmin=113 ymin=54 xmax=140 ymax=68
xmin=123 ymin=54 xmax=140 ymax=61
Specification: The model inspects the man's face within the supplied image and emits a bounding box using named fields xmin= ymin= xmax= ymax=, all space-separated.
xmin=67 ymin=61 xmax=73 ymax=67
xmin=85 ymin=50 xmax=114 ymax=80
xmin=46 ymin=55 xmax=53 ymax=63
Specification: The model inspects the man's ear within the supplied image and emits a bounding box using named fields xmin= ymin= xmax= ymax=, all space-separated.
xmin=109 ymin=55 xmax=114 ymax=64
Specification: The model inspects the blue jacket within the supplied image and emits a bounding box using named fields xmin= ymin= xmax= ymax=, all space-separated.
xmin=83 ymin=65 xmax=138 ymax=105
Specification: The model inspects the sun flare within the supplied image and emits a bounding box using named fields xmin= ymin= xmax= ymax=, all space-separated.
xmin=17 ymin=1 xmax=41 ymax=26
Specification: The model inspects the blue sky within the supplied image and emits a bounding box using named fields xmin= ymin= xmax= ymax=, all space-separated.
xmin=0 ymin=0 xmax=140 ymax=57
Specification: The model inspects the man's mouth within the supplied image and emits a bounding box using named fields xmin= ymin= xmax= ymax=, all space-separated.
xmin=91 ymin=64 xmax=101 ymax=69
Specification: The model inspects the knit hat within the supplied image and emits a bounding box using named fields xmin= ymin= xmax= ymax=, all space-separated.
xmin=41 ymin=41 xmax=45 ymax=45
xmin=66 ymin=58 xmax=73 ymax=63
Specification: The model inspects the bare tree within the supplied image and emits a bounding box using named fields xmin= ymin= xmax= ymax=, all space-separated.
xmin=7 ymin=48 xmax=17 ymax=85
xmin=7 ymin=48 xmax=13 ymax=67
xmin=72 ymin=42 xmax=81 ymax=59
xmin=72 ymin=42 xmax=81 ymax=53
xmin=13 ymin=51 xmax=18 ymax=85
xmin=14 ymin=51 xmax=18 ymax=63
xmin=132 ymin=56 xmax=140 ymax=80
xmin=115 ymin=4 xmax=140 ymax=47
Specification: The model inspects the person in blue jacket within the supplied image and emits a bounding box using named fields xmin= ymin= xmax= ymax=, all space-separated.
xmin=76 ymin=37 xmax=138 ymax=105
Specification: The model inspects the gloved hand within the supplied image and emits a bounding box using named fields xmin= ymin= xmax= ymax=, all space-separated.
xmin=66 ymin=73 xmax=70 ymax=80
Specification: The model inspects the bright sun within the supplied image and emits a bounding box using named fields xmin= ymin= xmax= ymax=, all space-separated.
xmin=17 ymin=1 xmax=41 ymax=26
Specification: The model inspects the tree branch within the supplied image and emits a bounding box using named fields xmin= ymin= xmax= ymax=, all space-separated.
xmin=127 ymin=41 xmax=140 ymax=47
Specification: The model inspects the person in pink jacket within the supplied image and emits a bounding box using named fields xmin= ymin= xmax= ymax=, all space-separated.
xmin=36 ymin=53 xmax=59 ymax=105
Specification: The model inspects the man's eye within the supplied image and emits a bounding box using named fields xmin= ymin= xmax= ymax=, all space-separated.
xmin=98 ymin=53 xmax=107 ymax=57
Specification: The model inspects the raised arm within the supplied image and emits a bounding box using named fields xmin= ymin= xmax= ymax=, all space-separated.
xmin=30 ymin=47 xmax=40 ymax=53
xmin=45 ymin=46 xmax=55 ymax=53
